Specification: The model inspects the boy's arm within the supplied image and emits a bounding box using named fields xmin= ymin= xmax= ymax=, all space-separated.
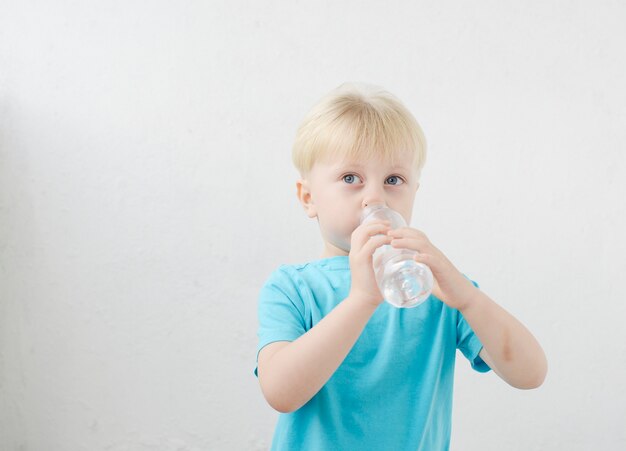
xmin=257 ymin=293 xmax=378 ymax=413
xmin=258 ymin=220 xmax=393 ymax=413
xmin=459 ymin=288 xmax=548 ymax=389
xmin=386 ymin=226 xmax=547 ymax=389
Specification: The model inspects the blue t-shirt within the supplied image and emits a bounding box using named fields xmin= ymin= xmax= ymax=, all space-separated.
xmin=254 ymin=255 xmax=490 ymax=451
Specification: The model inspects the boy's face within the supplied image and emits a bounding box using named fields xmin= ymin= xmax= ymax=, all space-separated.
xmin=296 ymin=152 xmax=421 ymax=258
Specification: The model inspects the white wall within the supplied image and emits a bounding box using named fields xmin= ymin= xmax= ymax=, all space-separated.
xmin=1 ymin=1 xmax=625 ymax=450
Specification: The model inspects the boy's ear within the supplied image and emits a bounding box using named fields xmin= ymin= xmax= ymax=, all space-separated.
xmin=296 ymin=179 xmax=317 ymax=218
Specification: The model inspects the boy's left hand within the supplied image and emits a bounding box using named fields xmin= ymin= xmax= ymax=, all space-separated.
xmin=386 ymin=227 xmax=478 ymax=310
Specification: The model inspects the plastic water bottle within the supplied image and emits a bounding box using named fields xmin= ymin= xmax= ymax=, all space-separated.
xmin=360 ymin=204 xmax=434 ymax=308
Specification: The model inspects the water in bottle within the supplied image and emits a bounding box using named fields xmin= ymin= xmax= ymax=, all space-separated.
xmin=360 ymin=204 xmax=434 ymax=308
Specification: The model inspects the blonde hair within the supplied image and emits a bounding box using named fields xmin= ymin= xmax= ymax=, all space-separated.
xmin=292 ymin=82 xmax=427 ymax=178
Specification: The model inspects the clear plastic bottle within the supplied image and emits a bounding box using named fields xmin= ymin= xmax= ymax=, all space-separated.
xmin=360 ymin=204 xmax=434 ymax=308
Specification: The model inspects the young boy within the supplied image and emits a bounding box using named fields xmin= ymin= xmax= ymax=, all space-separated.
xmin=254 ymin=82 xmax=547 ymax=450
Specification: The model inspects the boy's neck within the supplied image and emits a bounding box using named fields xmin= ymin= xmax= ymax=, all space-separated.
xmin=320 ymin=242 xmax=350 ymax=259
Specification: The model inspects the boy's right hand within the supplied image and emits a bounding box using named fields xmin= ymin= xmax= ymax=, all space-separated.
xmin=348 ymin=219 xmax=394 ymax=308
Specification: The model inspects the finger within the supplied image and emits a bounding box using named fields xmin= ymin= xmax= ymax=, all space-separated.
xmin=353 ymin=222 xmax=390 ymax=249
xmin=413 ymin=252 xmax=433 ymax=265
xmin=389 ymin=237 xmax=426 ymax=251
xmin=361 ymin=234 xmax=394 ymax=257
xmin=387 ymin=227 xmax=426 ymax=239
xmin=353 ymin=221 xmax=392 ymax=249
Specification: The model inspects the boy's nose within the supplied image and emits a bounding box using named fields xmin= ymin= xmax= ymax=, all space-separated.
xmin=362 ymin=199 xmax=386 ymax=208
xmin=363 ymin=186 xmax=387 ymax=209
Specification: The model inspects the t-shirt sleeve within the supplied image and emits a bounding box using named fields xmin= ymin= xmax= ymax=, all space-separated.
xmin=254 ymin=265 xmax=308 ymax=378
xmin=456 ymin=276 xmax=491 ymax=373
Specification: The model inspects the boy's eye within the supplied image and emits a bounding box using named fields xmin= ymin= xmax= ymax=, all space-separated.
xmin=386 ymin=176 xmax=404 ymax=185
xmin=342 ymin=174 xmax=362 ymax=184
